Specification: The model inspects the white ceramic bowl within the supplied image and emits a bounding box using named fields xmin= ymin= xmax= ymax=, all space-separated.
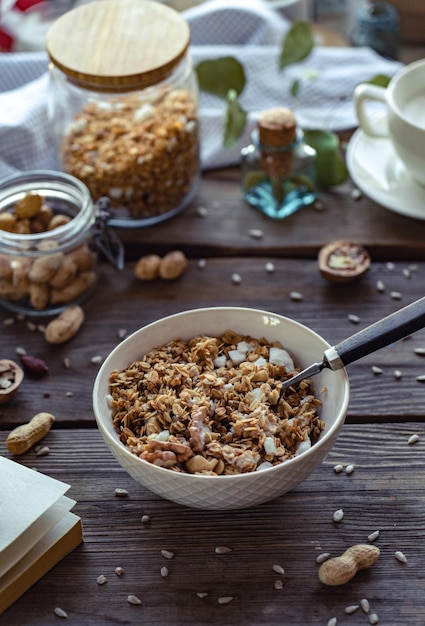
xmin=93 ymin=307 xmax=350 ymax=510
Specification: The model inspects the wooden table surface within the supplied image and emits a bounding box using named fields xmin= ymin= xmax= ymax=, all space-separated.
xmin=2 ymin=131 xmax=425 ymax=624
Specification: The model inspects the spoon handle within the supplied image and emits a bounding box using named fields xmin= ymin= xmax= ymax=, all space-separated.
xmin=329 ymin=296 xmax=425 ymax=369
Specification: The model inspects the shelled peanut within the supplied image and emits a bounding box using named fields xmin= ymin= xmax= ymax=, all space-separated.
xmin=0 ymin=193 xmax=96 ymax=310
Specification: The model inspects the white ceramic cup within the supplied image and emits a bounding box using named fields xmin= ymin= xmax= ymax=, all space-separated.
xmin=354 ymin=59 xmax=425 ymax=187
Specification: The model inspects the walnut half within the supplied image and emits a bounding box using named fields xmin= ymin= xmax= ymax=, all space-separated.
xmin=0 ymin=359 xmax=24 ymax=404
xmin=318 ymin=240 xmax=370 ymax=283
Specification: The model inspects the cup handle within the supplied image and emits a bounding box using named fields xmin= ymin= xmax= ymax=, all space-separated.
xmin=354 ymin=83 xmax=387 ymax=137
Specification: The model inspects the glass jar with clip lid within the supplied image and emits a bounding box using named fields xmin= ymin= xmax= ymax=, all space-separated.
xmin=46 ymin=0 xmax=200 ymax=228
xmin=0 ymin=170 xmax=123 ymax=316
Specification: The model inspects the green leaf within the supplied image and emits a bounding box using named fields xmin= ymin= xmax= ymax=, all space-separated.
xmin=279 ymin=22 xmax=314 ymax=70
xmin=304 ymin=129 xmax=348 ymax=187
xmin=366 ymin=73 xmax=391 ymax=88
xmin=223 ymin=90 xmax=247 ymax=148
xmin=290 ymin=78 xmax=300 ymax=97
xmin=196 ymin=57 xmax=246 ymax=99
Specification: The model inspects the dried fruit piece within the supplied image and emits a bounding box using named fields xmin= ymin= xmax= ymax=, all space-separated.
xmin=20 ymin=354 xmax=49 ymax=377
xmin=318 ymin=240 xmax=370 ymax=283
xmin=0 ymin=359 xmax=24 ymax=404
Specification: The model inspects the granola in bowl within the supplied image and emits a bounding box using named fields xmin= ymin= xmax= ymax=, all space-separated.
xmin=108 ymin=330 xmax=324 ymax=476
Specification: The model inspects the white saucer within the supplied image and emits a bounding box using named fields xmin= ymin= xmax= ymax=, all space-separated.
xmin=346 ymin=115 xmax=425 ymax=220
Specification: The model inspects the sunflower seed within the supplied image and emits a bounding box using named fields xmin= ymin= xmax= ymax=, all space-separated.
xmin=348 ymin=314 xmax=360 ymax=324
xmin=395 ymin=550 xmax=407 ymax=563
xmin=127 ymin=595 xmax=142 ymax=605
xmin=196 ymin=205 xmax=208 ymax=217
xmin=54 ymin=607 xmax=68 ymax=618
xmin=215 ymin=546 xmax=232 ymax=554
xmin=369 ymin=613 xmax=379 ymax=624
xmin=316 ymin=552 xmax=331 ymax=564
xmin=368 ymin=530 xmax=380 ymax=542
xmin=249 ymin=228 xmax=263 ymax=239
xmin=35 ymin=445 xmax=50 ymax=457
xmin=115 ymin=566 xmax=125 ymax=576
xmin=218 ymin=596 xmax=233 ymax=604
xmin=272 ymin=564 xmax=285 ymax=575
xmin=360 ymin=598 xmax=370 ymax=613
xmin=290 ymin=291 xmax=303 ymax=302
xmin=96 ymin=574 xmax=107 ymax=585
xmin=408 ymin=434 xmax=419 ymax=445
xmin=333 ymin=508 xmax=344 ymax=522
xmin=345 ymin=605 xmax=359 ymax=615
xmin=161 ymin=549 xmax=174 ymax=560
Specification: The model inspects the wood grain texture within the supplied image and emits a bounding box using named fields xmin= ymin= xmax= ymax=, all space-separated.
xmin=1 ymin=259 xmax=425 ymax=428
xmin=115 ymin=165 xmax=425 ymax=262
xmin=0 ymin=425 xmax=424 ymax=625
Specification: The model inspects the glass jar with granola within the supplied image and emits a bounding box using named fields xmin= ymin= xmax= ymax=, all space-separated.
xmin=0 ymin=170 xmax=123 ymax=317
xmin=46 ymin=0 xmax=200 ymax=228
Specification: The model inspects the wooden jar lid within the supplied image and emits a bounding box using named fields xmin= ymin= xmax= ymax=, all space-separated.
xmin=258 ymin=108 xmax=296 ymax=147
xmin=46 ymin=0 xmax=190 ymax=92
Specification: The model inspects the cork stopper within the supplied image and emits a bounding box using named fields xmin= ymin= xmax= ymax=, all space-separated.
xmin=46 ymin=0 xmax=190 ymax=92
xmin=258 ymin=108 xmax=297 ymax=147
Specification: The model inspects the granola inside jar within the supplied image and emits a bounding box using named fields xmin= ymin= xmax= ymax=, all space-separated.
xmin=46 ymin=0 xmax=200 ymax=228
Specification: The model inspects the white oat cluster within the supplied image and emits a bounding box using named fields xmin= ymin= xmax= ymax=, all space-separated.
xmin=108 ymin=331 xmax=324 ymax=475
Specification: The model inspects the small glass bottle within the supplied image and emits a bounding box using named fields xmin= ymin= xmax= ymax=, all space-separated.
xmin=351 ymin=1 xmax=399 ymax=60
xmin=241 ymin=108 xmax=317 ymax=220
xmin=46 ymin=0 xmax=200 ymax=228
xmin=0 ymin=170 xmax=122 ymax=317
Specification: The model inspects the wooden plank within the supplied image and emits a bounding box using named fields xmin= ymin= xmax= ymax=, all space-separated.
xmin=113 ymin=165 xmax=425 ymax=261
xmin=0 ymin=425 xmax=424 ymax=625
xmin=1 ymin=259 xmax=425 ymax=428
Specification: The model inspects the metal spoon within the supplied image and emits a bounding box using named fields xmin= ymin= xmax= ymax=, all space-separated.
xmin=279 ymin=295 xmax=425 ymax=395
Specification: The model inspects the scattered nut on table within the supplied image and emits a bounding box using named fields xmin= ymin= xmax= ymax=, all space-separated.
xmin=318 ymin=544 xmax=380 ymax=586
xmin=6 ymin=411 xmax=55 ymax=455
xmin=134 ymin=250 xmax=188 ymax=281
xmin=0 ymin=359 xmax=24 ymax=404
xmin=318 ymin=240 xmax=370 ymax=283
xmin=44 ymin=304 xmax=85 ymax=344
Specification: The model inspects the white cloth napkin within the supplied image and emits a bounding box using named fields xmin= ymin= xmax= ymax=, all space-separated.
xmin=0 ymin=0 xmax=403 ymax=180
